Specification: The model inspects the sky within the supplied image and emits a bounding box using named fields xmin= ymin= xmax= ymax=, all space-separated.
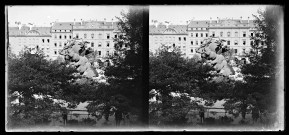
xmin=7 ymin=6 xmax=128 ymax=27
xmin=150 ymin=5 xmax=267 ymax=25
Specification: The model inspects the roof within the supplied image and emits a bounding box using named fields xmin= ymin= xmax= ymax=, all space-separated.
xmin=51 ymin=22 xmax=81 ymax=30
xmin=188 ymin=21 xmax=210 ymax=28
xmin=9 ymin=26 xmax=51 ymax=36
xmin=73 ymin=21 xmax=120 ymax=31
xmin=149 ymin=24 xmax=187 ymax=34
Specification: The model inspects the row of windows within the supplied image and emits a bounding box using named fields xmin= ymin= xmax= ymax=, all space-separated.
xmin=154 ymin=36 xmax=187 ymax=41
xmin=53 ymin=41 xmax=111 ymax=48
xmin=52 ymin=30 xmax=71 ymax=32
xmin=211 ymin=31 xmax=253 ymax=38
xmin=190 ymin=33 xmax=209 ymax=37
xmin=189 ymin=39 xmax=249 ymax=45
xmin=74 ymin=33 xmax=113 ymax=39
xmin=188 ymin=28 xmax=207 ymax=31
xmin=54 ymin=34 xmax=72 ymax=39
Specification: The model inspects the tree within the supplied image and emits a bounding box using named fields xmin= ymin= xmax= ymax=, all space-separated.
xmin=149 ymin=46 xmax=220 ymax=125
xmin=85 ymin=6 xmax=146 ymax=125
xmin=223 ymin=6 xmax=284 ymax=124
xmin=7 ymin=49 xmax=81 ymax=128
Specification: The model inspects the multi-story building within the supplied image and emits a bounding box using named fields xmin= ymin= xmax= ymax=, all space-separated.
xmin=8 ymin=25 xmax=52 ymax=58
xmin=149 ymin=24 xmax=188 ymax=55
xmin=72 ymin=20 xmax=119 ymax=57
xmin=149 ymin=18 xmax=258 ymax=58
xmin=8 ymin=20 xmax=122 ymax=60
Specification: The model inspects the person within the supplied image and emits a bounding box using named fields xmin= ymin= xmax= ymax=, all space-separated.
xmin=199 ymin=108 xmax=205 ymax=124
xmin=252 ymin=107 xmax=260 ymax=124
xmin=62 ymin=110 xmax=68 ymax=126
xmin=123 ymin=112 xmax=130 ymax=126
xmin=114 ymin=108 xmax=123 ymax=126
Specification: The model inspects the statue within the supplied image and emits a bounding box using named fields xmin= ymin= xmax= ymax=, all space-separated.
xmin=59 ymin=39 xmax=99 ymax=83
xmin=194 ymin=37 xmax=235 ymax=83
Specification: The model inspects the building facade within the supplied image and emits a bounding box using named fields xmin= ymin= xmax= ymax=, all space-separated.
xmin=149 ymin=24 xmax=188 ymax=55
xmin=149 ymin=19 xmax=259 ymax=58
xmin=8 ymin=20 xmax=122 ymax=60
xmin=8 ymin=25 xmax=52 ymax=58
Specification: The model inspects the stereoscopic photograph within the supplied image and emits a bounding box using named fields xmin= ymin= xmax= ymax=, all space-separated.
xmin=5 ymin=4 xmax=284 ymax=132
xmin=149 ymin=5 xmax=284 ymax=131
xmin=5 ymin=5 xmax=146 ymax=131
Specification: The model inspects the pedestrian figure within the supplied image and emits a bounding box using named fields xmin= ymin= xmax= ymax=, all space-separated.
xmin=199 ymin=108 xmax=205 ymax=124
xmin=114 ymin=108 xmax=123 ymax=126
xmin=252 ymin=107 xmax=260 ymax=124
xmin=62 ymin=110 xmax=68 ymax=126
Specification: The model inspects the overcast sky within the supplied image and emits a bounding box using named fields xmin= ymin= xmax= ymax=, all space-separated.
xmin=7 ymin=6 xmax=128 ymax=27
xmin=150 ymin=5 xmax=267 ymax=25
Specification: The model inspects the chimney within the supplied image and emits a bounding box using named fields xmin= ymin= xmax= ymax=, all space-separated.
xmin=210 ymin=17 xmax=212 ymax=23
xmin=248 ymin=17 xmax=250 ymax=23
xmin=81 ymin=19 xmax=83 ymax=25
xmin=217 ymin=17 xmax=219 ymax=23
xmin=104 ymin=18 xmax=106 ymax=24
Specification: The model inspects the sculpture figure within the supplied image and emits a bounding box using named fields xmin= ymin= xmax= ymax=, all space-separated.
xmin=195 ymin=37 xmax=235 ymax=82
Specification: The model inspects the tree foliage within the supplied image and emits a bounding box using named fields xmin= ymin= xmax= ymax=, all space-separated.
xmin=223 ymin=6 xmax=284 ymax=123
xmin=7 ymin=49 xmax=82 ymax=127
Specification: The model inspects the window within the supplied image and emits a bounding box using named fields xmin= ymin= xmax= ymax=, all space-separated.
xmin=235 ymin=40 xmax=238 ymax=45
xmin=261 ymin=41 xmax=264 ymax=45
xmin=251 ymin=33 xmax=253 ymax=37
xmin=191 ymin=41 xmax=193 ymax=45
xmin=42 ymin=39 xmax=45 ymax=43
xmin=47 ymin=39 xmax=50 ymax=43
xmin=235 ymin=49 xmax=238 ymax=54
xmin=251 ymin=41 xmax=253 ymax=45
xmin=191 ymin=33 xmax=193 ymax=37
xmin=54 ymin=42 xmax=57 ymax=47
xmin=59 ymin=35 xmax=62 ymax=39
xmin=206 ymin=33 xmax=208 ymax=37
xmin=235 ymin=32 xmax=238 ymax=37
xmin=98 ymin=42 xmax=102 ymax=47
xmin=98 ymin=51 xmax=101 ymax=56
xmin=107 ymin=51 xmax=109 ymax=56
xmin=98 ymin=33 xmax=102 ymax=39
xmin=54 ymin=50 xmax=57 ymax=55
xmin=69 ymin=35 xmax=72 ymax=39
xmin=91 ymin=42 xmax=94 ymax=47
xmin=76 ymin=34 xmax=79 ymax=39
xmin=212 ymin=32 xmax=215 ymax=37
xmin=65 ymin=35 xmax=67 ymax=39
xmin=220 ymin=32 xmax=223 ymax=37
xmin=196 ymin=41 xmax=198 ymax=45
xmin=227 ymin=41 xmax=230 ymax=45
xmin=201 ymin=41 xmax=203 ymax=44
xmin=179 ymin=37 xmax=181 ymax=41
xmin=55 ymin=35 xmax=57 ymax=39
xmin=84 ymin=34 xmax=87 ymax=39
xmin=243 ymin=32 xmax=246 ymax=37
xmin=191 ymin=49 xmax=194 ymax=53
xmin=173 ymin=44 xmax=175 ymax=47
xmin=107 ymin=34 xmax=110 ymax=39
xmin=115 ymin=34 xmax=117 ymax=38
xmin=227 ymin=32 xmax=230 ymax=37
xmin=59 ymin=42 xmax=62 ymax=47
xmin=201 ymin=33 xmax=203 ymax=37
xmin=184 ymin=37 xmax=186 ymax=41
xmin=196 ymin=33 xmax=198 ymax=37
xmin=243 ymin=40 xmax=246 ymax=45
xmin=243 ymin=49 xmax=246 ymax=53
xmin=91 ymin=34 xmax=94 ymax=39
xmin=107 ymin=41 xmax=110 ymax=47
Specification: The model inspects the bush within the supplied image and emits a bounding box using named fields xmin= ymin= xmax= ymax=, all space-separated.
xmin=82 ymin=118 xmax=96 ymax=125
xmin=205 ymin=117 xmax=215 ymax=125
xmin=67 ymin=119 xmax=79 ymax=125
